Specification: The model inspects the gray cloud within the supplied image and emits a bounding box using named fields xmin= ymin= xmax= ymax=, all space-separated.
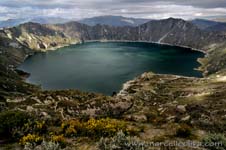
xmin=119 ymin=0 xmax=226 ymax=8
xmin=0 ymin=0 xmax=226 ymax=21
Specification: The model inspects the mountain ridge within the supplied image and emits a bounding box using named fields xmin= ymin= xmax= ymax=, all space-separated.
xmin=2 ymin=15 xmax=226 ymax=35
xmin=11 ymin=18 xmax=225 ymax=51
xmin=190 ymin=19 xmax=219 ymax=29
xmin=0 ymin=17 xmax=71 ymax=28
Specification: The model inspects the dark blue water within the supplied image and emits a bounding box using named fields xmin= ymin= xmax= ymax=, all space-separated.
xmin=18 ymin=42 xmax=204 ymax=95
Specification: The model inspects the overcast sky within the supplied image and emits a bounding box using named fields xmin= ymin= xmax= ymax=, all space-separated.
xmin=0 ymin=0 xmax=226 ymax=21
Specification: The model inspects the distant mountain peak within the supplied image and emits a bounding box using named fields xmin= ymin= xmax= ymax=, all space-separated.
xmin=190 ymin=18 xmax=219 ymax=30
xmin=0 ymin=17 xmax=71 ymax=28
xmin=78 ymin=15 xmax=150 ymax=27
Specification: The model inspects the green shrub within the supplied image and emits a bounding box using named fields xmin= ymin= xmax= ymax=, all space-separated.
xmin=175 ymin=124 xmax=192 ymax=138
xmin=98 ymin=131 xmax=147 ymax=150
xmin=0 ymin=110 xmax=31 ymax=138
xmin=21 ymin=134 xmax=66 ymax=149
xmin=202 ymin=133 xmax=226 ymax=150
xmin=21 ymin=120 xmax=48 ymax=135
xmin=24 ymin=141 xmax=62 ymax=150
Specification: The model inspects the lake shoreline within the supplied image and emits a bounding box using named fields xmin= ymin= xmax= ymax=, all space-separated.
xmin=83 ymin=40 xmax=207 ymax=54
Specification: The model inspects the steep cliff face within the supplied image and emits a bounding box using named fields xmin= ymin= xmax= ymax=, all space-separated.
xmin=49 ymin=22 xmax=139 ymax=41
xmin=5 ymin=22 xmax=80 ymax=51
xmin=0 ymin=30 xmax=31 ymax=66
xmin=0 ymin=30 xmax=38 ymax=96
xmin=88 ymin=25 xmax=139 ymax=41
xmin=138 ymin=18 xmax=225 ymax=50
xmin=48 ymin=21 xmax=91 ymax=40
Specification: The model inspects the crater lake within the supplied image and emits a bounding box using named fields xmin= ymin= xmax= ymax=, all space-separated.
xmin=18 ymin=42 xmax=204 ymax=95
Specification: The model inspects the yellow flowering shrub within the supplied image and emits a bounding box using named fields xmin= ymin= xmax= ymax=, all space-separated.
xmin=61 ymin=120 xmax=81 ymax=137
xmin=21 ymin=120 xmax=47 ymax=136
xmin=65 ymin=126 xmax=77 ymax=137
xmin=35 ymin=121 xmax=45 ymax=130
xmin=51 ymin=134 xmax=66 ymax=144
xmin=50 ymin=134 xmax=67 ymax=147
xmin=84 ymin=118 xmax=126 ymax=137
xmin=19 ymin=134 xmax=43 ymax=146
xmin=61 ymin=118 xmax=127 ymax=138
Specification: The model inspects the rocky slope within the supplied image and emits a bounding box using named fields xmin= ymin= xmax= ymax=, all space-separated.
xmin=0 ymin=30 xmax=38 ymax=97
xmin=4 ymin=22 xmax=80 ymax=51
xmin=1 ymin=18 xmax=226 ymax=149
xmin=138 ymin=18 xmax=225 ymax=50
